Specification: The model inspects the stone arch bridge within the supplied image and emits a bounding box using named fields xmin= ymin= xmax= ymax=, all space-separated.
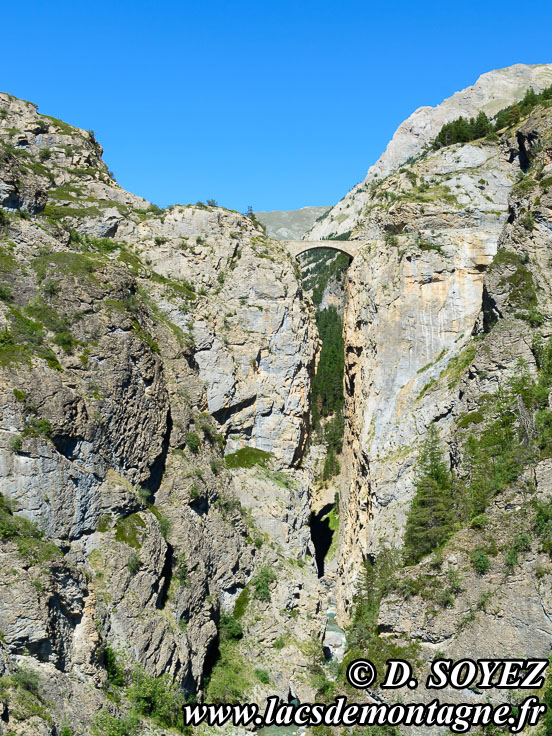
xmin=283 ymin=239 xmax=360 ymax=259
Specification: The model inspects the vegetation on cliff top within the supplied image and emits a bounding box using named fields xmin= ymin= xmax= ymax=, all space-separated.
xmin=432 ymin=84 xmax=552 ymax=149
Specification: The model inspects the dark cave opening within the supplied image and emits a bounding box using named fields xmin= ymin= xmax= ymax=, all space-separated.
xmin=310 ymin=502 xmax=335 ymax=578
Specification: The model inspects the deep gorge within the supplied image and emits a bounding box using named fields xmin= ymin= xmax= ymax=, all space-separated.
xmin=3 ymin=62 xmax=552 ymax=735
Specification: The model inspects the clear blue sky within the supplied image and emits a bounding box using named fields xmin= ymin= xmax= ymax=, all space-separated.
xmin=3 ymin=0 xmax=552 ymax=212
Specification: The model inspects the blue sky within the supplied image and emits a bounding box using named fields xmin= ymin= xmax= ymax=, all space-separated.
xmin=3 ymin=0 xmax=552 ymax=212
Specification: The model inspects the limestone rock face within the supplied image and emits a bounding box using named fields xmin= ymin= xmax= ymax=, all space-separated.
xmin=0 ymin=91 xmax=322 ymax=733
xmin=309 ymin=63 xmax=552 ymax=240
xmin=333 ymin=101 xmax=552 ymax=723
xmin=336 ymin=133 xmax=517 ymax=615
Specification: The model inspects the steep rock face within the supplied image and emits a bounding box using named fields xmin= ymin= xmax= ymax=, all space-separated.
xmin=335 ymin=102 xmax=552 ymax=719
xmin=0 ymin=92 xmax=322 ymax=732
xmin=309 ymin=63 xmax=552 ymax=240
xmin=337 ymin=135 xmax=517 ymax=615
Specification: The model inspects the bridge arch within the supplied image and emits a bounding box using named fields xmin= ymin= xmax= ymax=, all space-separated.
xmin=284 ymin=239 xmax=358 ymax=259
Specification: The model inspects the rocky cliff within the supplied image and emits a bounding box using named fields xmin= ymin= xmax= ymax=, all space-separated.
xmin=3 ymin=62 xmax=552 ymax=736
xmin=328 ymin=71 xmax=552 ymax=726
xmin=0 ymin=92 xmax=322 ymax=734
xmin=308 ymin=63 xmax=552 ymax=241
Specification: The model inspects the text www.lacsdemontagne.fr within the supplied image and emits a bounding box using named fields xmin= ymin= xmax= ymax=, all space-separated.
xmin=183 ymin=695 xmax=546 ymax=733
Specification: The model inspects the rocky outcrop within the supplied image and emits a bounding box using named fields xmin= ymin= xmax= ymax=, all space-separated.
xmin=336 ymin=133 xmax=517 ymax=615
xmin=308 ymin=63 xmax=552 ymax=240
xmin=0 ymin=91 xmax=322 ymax=733
xmin=328 ymin=97 xmax=552 ymax=728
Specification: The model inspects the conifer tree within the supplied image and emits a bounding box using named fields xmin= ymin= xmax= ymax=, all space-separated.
xmin=403 ymin=425 xmax=455 ymax=565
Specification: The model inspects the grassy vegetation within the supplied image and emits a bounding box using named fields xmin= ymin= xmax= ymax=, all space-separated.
xmin=405 ymin=336 xmax=552 ymax=570
xmin=205 ymin=609 xmax=252 ymax=703
xmin=0 ymin=493 xmax=61 ymax=564
xmin=114 ymin=514 xmax=146 ymax=550
xmin=224 ymin=446 xmax=272 ymax=469
xmin=252 ymin=565 xmax=276 ymax=602
xmin=94 ymin=650 xmax=192 ymax=735
xmin=0 ymin=666 xmax=53 ymax=726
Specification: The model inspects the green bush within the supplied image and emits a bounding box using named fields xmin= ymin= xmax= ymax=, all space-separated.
xmin=104 ymin=646 xmax=125 ymax=688
xmin=13 ymin=666 xmax=40 ymax=695
xmin=0 ymin=493 xmax=61 ymax=563
xmin=157 ymin=515 xmax=171 ymax=539
xmin=185 ymin=431 xmax=200 ymax=453
xmin=233 ymin=585 xmax=250 ymax=619
xmin=0 ymin=284 xmax=12 ymax=301
xmin=253 ymin=565 xmax=276 ymax=602
xmin=127 ymin=667 xmax=188 ymax=731
xmin=22 ymin=418 xmax=52 ymax=439
xmin=224 ymin=446 xmax=272 ymax=469
xmin=219 ymin=613 xmax=243 ymax=641
xmin=505 ymin=533 xmax=531 ymax=571
xmin=53 ymin=330 xmax=75 ymax=353
xmin=205 ymin=640 xmax=252 ymax=704
xmin=127 ymin=552 xmax=140 ymax=574
xmin=93 ymin=712 xmax=138 ymax=736
xmin=470 ymin=547 xmax=490 ymax=575
xmin=254 ymin=668 xmax=270 ymax=683
xmin=9 ymin=436 xmax=22 ymax=453
xmin=174 ymin=553 xmax=189 ymax=586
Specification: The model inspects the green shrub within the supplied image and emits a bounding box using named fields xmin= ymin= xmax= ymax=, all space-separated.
xmin=0 ymin=284 xmax=12 ymax=301
xmin=22 ymin=418 xmax=52 ymax=439
xmin=0 ymin=493 xmax=61 ymax=563
xmin=104 ymin=646 xmax=125 ymax=688
xmin=9 ymin=436 xmax=22 ymax=453
xmin=233 ymin=585 xmax=250 ymax=619
xmin=205 ymin=643 xmax=251 ymax=704
xmin=470 ymin=514 xmax=488 ymax=530
xmin=157 ymin=515 xmax=171 ymax=539
xmin=13 ymin=666 xmax=40 ymax=695
xmin=254 ymin=668 xmax=270 ymax=683
xmin=470 ymin=547 xmax=490 ymax=574
xmin=127 ymin=667 xmax=188 ymax=730
xmin=174 ymin=553 xmax=189 ymax=586
xmin=505 ymin=533 xmax=531 ymax=571
xmin=520 ymin=211 xmax=536 ymax=231
xmin=53 ymin=330 xmax=75 ymax=353
xmin=219 ymin=613 xmax=243 ymax=641
xmin=253 ymin=565 xmax=276 ymax=602
xmin=185 ymin=431 xmax=200 ymax=454
xmin=224 ymin=446 xmax=272 ymax=469
xmin=93 ymin=712 xmax=139 ymax=736
xmin=127 ymin=552 xmax=140 ymax=574
xmin=115 ymin=514 xmax=145 ymax=549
